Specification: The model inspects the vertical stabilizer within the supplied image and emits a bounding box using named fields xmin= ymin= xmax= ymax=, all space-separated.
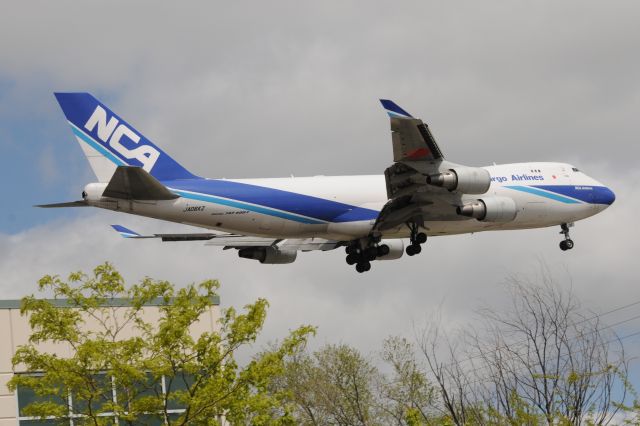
xmin=54 ymin=93 xmax=198 ymax=182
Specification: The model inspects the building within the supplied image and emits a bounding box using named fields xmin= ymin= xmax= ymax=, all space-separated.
xmin=0 ymin=297 xmax=221 ymax=425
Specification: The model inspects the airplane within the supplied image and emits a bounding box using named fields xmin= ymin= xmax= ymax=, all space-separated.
xmin=41 ymin=93 xmax=615 ymax=273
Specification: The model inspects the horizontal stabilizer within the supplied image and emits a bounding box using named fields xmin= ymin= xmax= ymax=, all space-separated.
xmin=35 ymin=201 xmax=88 ymax=208
xmin=112 ymin=224 xmax=223 ymax=241
xmin=111 ymin=225 xmax=147 ymax=238
xmin=111 ymin=225 xmax=340 ymax=251
xmin=104 ymin=166 xmax=178 ymax=200
xmin=156 ymin=234 xmax=219 ymax=241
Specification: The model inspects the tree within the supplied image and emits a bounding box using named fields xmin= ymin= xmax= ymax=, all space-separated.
xmin=417 ymin=272 xmax=630 ymax=425
xmin=273 ymin=340 xmax=443 ymax=426
xmin=377 ymin=336 xmax=438 ymax=425
xmin=8 ymin=262 xmax=315 ymax=425
xmin=274 ymin=344 xmax=383 ymax=425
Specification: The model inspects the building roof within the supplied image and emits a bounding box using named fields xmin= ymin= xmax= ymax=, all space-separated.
xmin=0 ymin=296 xmax=220 ymax=309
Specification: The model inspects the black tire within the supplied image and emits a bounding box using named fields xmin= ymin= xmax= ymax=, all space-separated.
xmin=565 ymin=239 xmax=574 ymax=250
xmin=363 ymin=261 xmax=371 ymax=272
xmin=559 ymin=240 xmax=568 ymax=251
xmin=416 ymin=232 xmax=427 ymax=244
xmin=346 ymin=254 xmax=359 ymax=265
xmin=356 ymin=262 xmax=368 ymax=273
xmin=412 ymin=244 xmax=422 ymax=255
xmin=365 ymin=247 xmax=378 ymax=261
xmin=377 ymin=244 xmax=390 ymax=257
xmin=406 ymin=245 xmax=416 ymax=256
xmin=346 ymin=246 xmax=358 ymax=255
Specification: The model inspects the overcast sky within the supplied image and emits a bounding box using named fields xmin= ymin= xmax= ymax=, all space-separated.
xmin=1 ymin=0 xmax=639 ymax=390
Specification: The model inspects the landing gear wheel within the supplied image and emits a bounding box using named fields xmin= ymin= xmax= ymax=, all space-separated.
xmin=345 ymin=246 xmax=358 ymax=255
xmin=355 ymin=261 xmax=371 ymax=273
xmin=559 ymin=239 xmax=574 ymax=251
xmin=406 ymin=244 xmax=422 ymax=256
xmin=406 ymin=221 xmax=427 ymax=255
xmin=377 ymin=244 xmax=390 ymax=257
xmin=559 ymin=223 xmax=575 ymax=251
xmin=346 ymin=253 xmax=359 ymax=265
xmin=364 ymin=247 xmax=378 ymax=261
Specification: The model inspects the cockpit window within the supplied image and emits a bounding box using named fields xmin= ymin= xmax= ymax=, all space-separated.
xmin=572 ymin=167 xmax=580 ymax=172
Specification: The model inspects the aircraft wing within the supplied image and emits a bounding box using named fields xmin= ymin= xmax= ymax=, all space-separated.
xmin=380 ymin=99 xmax=444 ymax=162
xmin=111 ymin=225 xmax=339 ymax=251
xmin=374 ymin=100 xmax=463 ymax=233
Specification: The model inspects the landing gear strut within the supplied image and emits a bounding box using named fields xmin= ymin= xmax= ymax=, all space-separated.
xmin=559 ymin=223 xmax=574 ymax=251
xmin=406 ymin=221 xmax=427 ymax=257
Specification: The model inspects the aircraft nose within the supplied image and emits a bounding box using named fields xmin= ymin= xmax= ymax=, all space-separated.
xmin=594 ymin=186 xmax=615 ymax=206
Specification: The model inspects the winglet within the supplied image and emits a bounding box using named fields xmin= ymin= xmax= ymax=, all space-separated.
xmin=111 ymin=225 xmax=142 ymax=238
xmin=380 ymin=99 xmax=413 ymax=118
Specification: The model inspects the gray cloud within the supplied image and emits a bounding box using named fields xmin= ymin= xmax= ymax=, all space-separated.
xmin=2 ymin=1 xmax=639 ymax=176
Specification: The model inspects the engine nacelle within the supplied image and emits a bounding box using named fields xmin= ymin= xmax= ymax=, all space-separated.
xmin=457 ymin=196 xmax=517 ymax=222
xmin=238 ymin=247 xmax=298 ymax=264
xmin=427 ymin=167 xmax=491 ymax=194
xmin=376 ymin=240 xmax=404 ymax=261
xmin=82 ymin=183 xmax=108 ymax=202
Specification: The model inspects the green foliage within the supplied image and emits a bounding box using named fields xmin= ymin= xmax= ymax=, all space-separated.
xmin=8 ymin=262 xmax=315 ymax=425
xmin=274 ymin=343 xmax=381 ymax=425
xmin=379 ymin=336 xmax=437 ymax=424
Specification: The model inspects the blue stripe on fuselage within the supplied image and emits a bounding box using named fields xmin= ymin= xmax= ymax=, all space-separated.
xmin=165 ymin=179 xmax=380 ymax=224
xmin=506 ymin=185 xmax=613 ymax=205
xmin=505 ymin=185 xmax=581 ymax=204
xmin=532 ymin=185 xmax=612 ymax=204
xmin=172 ymin=189 xmax=326 ymax=224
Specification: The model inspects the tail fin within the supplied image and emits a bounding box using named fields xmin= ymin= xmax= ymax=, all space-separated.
xmin=54 ymin=93 xmax=198 ymax=182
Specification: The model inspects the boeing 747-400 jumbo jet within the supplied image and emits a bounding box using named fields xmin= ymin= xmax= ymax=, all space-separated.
xmin=42 ymin=93 xmax=615 ymax=272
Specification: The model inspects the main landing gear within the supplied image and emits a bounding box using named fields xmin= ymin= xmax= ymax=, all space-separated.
xmin=345 ymin=221 xmax=428 ymax=273
xmin=559 ymin=223 xmax=574 ymax=251
xmin=345 ymin=240 xmax=391 ymax=273
xmin=406 ymin=221 xmax=427 ymax=257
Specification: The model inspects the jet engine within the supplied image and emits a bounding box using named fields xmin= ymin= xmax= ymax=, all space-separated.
xmin=427 ymin=167 xmax=491 ymax=194
xmin=376 ymin=240 xmax=405 ymax=260
xmin=238 ymin=247 xmax=298 ymax=264
xmin=82 ymin=183 xmax=108 ymax=201
xmin=456 ymin=196 xmax=517 ymax=222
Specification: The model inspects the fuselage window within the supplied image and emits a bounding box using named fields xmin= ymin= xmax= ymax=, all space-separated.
xmin=572 ymin=167 xmax=579 ymax=172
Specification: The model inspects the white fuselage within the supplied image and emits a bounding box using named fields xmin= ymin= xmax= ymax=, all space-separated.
xmin=90 ymin=162 xmax=613 ymax=242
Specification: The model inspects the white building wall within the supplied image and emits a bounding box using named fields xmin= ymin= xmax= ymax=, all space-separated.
xmin=0 ymin=301 xmax=221 ymax=424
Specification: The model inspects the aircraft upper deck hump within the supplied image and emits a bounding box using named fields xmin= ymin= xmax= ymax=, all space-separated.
xmin=54 ymin=92 xmax=198 ymax=182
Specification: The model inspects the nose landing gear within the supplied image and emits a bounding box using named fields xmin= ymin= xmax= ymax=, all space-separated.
xmin=559 ymin=223 xmax=574 ymax=251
